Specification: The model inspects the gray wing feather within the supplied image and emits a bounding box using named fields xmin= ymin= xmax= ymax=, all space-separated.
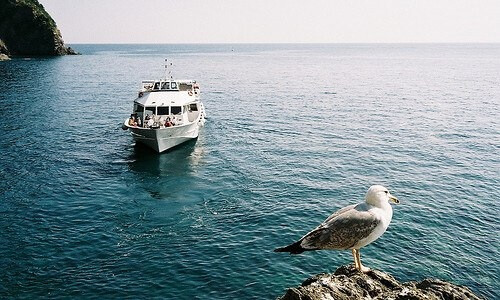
xmin=322 ymin=204 xmax=357 ymax=224
xmin=300 ymin=204 xmax=380 ymax=250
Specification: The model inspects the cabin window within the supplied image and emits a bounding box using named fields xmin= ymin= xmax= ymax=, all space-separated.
xmin=179 ymin=83 xmax=193 ymax=91
xmin=133 ymin=103 xmax=144 ymax=113
xmin=153 ymin=82 xmax=160 ymax=90
xmin=189 ymin=103 xmax=198 ymax=111
xmin=161 ymin=82 xmax=170 ymax=90
xmin=157 ymin=107 xmax=169 ymax=115
xmin=133 ymin=103 xmax=144 ymax=121
xmin=170 ymin=82 xmax=178 ymax=90
xmin=145 ymin=106 xmax=156 ymax=116
xmin=171 ymin=106 xmax=181 ymax=115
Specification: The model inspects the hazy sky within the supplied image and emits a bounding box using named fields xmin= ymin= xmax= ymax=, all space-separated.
xmin=39 ymin=0 xmax=500 ymax=43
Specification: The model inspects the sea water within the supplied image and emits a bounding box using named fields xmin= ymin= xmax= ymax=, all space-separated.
xmin=0 ymin=44 xmax=498 ymax=299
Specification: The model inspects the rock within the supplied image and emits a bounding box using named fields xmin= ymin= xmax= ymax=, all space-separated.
xmin=278 ymin=265 xmax=483 ymax=300
xmin=0 ymin=0 xmax=78 ymax=58
xmin=0 ymin=39 xmax=10 ymax=60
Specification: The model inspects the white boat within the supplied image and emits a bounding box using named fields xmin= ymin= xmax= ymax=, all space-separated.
xmin=122 ymin=75 xmax=206 ymax=153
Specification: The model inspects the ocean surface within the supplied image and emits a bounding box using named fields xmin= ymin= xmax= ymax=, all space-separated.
xmin=0 ymin=44 xmax=499 ymax=299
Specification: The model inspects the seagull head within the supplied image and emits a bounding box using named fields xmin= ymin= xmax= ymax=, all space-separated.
xmin=365 ymin=185 xmax=399 ymax=207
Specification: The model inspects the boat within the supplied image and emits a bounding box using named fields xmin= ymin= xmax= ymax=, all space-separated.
xmin=122 ymin=66 xmax=206 ymax=153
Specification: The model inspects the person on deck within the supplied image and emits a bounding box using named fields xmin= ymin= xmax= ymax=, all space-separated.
xmin=128 ymin=114 xmax=137 ymax=126
xmin=165 ymin=117 xmax=173 ymax=127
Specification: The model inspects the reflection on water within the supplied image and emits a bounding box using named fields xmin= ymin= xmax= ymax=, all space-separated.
xmin=126 ymin=137 xmax=207 ymax=202
xmin=128 ymin=138 xmax=206 ymax=174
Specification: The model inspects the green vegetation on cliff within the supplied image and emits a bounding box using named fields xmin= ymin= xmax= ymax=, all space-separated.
xmin=0 ymin=0 xmax=76 ymax=57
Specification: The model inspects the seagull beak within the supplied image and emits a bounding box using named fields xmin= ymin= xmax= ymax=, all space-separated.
xmin=389 ymin=194 xmax=400 ymax=204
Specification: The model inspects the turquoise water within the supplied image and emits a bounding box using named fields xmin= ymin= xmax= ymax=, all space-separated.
xmin=0 ymin=44 xmax=499 ymax=299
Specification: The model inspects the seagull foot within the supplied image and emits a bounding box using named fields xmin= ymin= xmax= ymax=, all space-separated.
xmin=359 ymin=265 xmax=371 ymax=273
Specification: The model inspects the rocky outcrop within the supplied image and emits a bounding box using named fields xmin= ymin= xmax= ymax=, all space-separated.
xmin=0 ymin=0 xmax=77 ymax=59
xmin=0 ymin=39 xmax=10 ymax=60
xmin=278 ymin=265 xmax=482 ymax=300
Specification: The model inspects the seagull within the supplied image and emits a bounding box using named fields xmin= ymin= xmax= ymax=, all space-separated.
xmin=274 ymin=185 xmax=399 ymax=272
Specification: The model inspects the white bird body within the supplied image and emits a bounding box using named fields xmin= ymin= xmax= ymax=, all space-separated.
xmin=351 ymin=203 xmax=392 ymax=249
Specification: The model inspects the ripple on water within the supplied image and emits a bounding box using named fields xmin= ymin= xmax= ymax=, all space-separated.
xmin=0 ymin=44 xmax=499 ymax=299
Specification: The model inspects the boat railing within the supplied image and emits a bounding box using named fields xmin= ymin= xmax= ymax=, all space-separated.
xmin=141 ymin=80 xmax=154 ymax=91
xmin=141 ymin=80 xmax=199 ymax=93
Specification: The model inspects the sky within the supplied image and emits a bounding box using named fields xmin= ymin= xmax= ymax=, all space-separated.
xmin=39 ymin=0 xmax=500 ymax=44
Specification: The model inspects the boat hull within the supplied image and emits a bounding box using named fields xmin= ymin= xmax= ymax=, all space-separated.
xmin=129 ymin=121 xmax=201 ymax=153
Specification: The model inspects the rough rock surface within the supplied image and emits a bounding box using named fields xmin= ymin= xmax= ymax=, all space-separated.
xmin=278 ymin=265 xmax=482 ymax=300
xmin=0 ymin=0 xmax=77 ymax=58
xmin=0 ymin=39 xmax=10 ymax=60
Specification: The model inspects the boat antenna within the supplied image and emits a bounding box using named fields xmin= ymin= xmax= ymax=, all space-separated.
xmin=164 ymin=58 xmax=174 ymax=80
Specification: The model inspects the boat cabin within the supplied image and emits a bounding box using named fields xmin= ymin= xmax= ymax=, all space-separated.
xmin=131 ymin=80 xmax=201 ymax=129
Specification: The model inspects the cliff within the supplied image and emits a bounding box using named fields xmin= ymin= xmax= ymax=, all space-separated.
xmin=0 ymin=38 xmax=9 ymax=60
xmin=278 ymin=265 xmax=482 ymax=300
xmin=0 ymin=0 xmax=76 ymax=59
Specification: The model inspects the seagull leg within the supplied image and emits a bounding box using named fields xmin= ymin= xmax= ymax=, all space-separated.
xmin=355 ymin=249 xmax=370 ymax=273
xmin=351 ymin=249 xmax=359 ymax=269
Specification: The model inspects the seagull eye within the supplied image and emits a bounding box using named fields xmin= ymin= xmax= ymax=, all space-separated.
xmin=384 ymin=191 xmax=388 ymax=194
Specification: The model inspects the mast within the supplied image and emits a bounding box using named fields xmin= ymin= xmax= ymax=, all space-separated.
xmin=164 ymin=59 xmax=173 ymax=80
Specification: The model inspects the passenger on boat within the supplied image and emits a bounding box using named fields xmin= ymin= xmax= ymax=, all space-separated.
xmin=135 ymin=114 xmax=142 ymax=127
xmin=165 ymin=117 xmax=174 ymax=127
xmin=128 ymin=114 xmax=137 ymax=126
xmin=147 ymin=115 xmax=154 ymax=128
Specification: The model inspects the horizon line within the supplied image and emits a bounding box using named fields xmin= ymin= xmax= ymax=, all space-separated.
xmin=66 ymin=41 xmax=500 ymax=45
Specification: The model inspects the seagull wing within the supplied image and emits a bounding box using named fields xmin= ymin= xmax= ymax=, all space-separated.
xmin=300 ymin=204 xmax=380 ymax=250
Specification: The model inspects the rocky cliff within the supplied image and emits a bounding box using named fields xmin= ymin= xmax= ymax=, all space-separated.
xmin=0 ymin=38 xmax=9 ymax=60
xmin=278 ymin=265 xmax=482 ymax=300
xmin=0 ymin=0 xmax=76 ymax=59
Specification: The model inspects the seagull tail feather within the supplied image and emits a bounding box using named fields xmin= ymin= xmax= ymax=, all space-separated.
xmin=274 ymin=240 xmax=308 ymax=254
